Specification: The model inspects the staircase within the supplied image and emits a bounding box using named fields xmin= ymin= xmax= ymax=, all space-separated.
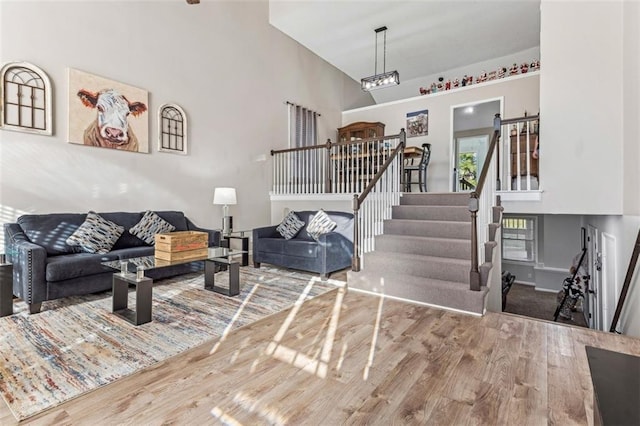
xmin=347 ymin=192 xmax=499 ymax=315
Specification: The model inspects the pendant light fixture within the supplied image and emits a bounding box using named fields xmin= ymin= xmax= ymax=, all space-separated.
xmin=361 ymin=26 xmax=400 ymax=91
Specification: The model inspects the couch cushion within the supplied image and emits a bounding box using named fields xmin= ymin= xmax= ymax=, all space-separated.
xmin=282 ymin=240 xmax=319 ymax=258
xmin=306 ymin=210 xmax=337 ymax=241
xmin=66 ymin=212 xmax=124 ymax=254
xmin=129 ymin=211 xmax=176 ymax=244
xmin=256 ymin=237 xmax=285 ymax=254
xmin=46 ymin=252 xmax=118 ymax=282
xmin=99 ymin=212 xmax=147 ymax=250
xmin=17 ymin=213 xmax=88 ymax=256
xmin=154 ymin=211 xmax=188 ymax=231
xmin=276 ymin=211 xmax=305 ymax=240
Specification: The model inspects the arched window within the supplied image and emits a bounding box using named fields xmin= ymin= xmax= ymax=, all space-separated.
xmin=0 ymin=62 xmax=53 ymax=135
xmin=158 ymin=103 xmax=187 ymax=154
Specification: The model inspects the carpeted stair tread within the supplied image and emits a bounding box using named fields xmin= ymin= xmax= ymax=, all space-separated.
xmin=400 ymin=192 xmax=469 ymax=206
xmin=375 ymin=234 xmax=471 ymax=260
xmin=384 ymin=219 xmax=471 ymax=239
xmin=347 ymin=270 xmax=488 ymax=314
xmin=392 ymin=205 xmax=470 ymax=222
xmin=362 ymin=251 xmax=470 ymax=283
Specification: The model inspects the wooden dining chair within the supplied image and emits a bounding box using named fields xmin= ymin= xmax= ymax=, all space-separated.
xmin=404 ymin=143 xmax=431 ymax=192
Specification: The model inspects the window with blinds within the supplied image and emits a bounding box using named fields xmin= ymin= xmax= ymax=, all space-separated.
xmin=502 ymin=217 xmax=536 ymax=262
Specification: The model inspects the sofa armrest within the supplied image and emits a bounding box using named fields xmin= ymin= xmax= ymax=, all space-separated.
xmin=252 ymin=225 xmax=280 ymax=239
xmin=3 ymin=223 xmax=47 ymax=304
xmin=185 ymin=218 xmax=221 ymax=247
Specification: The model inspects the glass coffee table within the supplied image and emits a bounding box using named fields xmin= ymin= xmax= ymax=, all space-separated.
xmin=102 ymin=247 xmax=247 ymax=326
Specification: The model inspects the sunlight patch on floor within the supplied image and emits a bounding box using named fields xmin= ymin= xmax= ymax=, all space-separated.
xmin=209 ymin=283 xmax=261 ymax=355
xmin=364 ymin=278 xmax=385 ymax=381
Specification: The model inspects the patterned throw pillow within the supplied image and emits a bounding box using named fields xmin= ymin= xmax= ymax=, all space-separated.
xmin=276 ymin=211 xmax=305 ymax=240
xmin=306 ymin=210 xmax=337 ymax=241
xmin=66 ymin=211 xmax=124 ymax=254
xmin=129 ymin=211 xmax=176 ymax=245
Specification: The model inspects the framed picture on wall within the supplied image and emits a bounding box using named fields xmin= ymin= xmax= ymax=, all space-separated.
xmin=406 ymin=109 xmax=428 ymax=138
xmin=67 ymin=68 xmax=149 ymax=153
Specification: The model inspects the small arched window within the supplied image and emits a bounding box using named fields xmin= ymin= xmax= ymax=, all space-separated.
xmin=0 ymin=62 xmax=53 ymax=135
xmin=158 ymin=103 xmax=187 ymax=154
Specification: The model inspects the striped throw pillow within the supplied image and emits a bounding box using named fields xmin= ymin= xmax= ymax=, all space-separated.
xmin=66 ymin=211 xmax=124 ymax=254
xmin=276 ymin=211 xmax=305 ymax=240
xmin=129 ymin=211 xmax=176 ymax=245
xmin=306 ymin=210 xmax=337 ymax=241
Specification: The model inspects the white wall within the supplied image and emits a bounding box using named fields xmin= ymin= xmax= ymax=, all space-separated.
xmin=0 ymin=1 xmax=372 ymax=240
xmin=538 ymin=1 xmax=624 ymax=215
xmin=623 ymin=0 xmax=640 ymax=216
xmin=342 ymin=73 xmax=540 ymax=193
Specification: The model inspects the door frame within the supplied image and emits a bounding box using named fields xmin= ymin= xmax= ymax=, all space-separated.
xmin=587 ymin=225 xmax=601 ymax=329
xmin=449 ymin=97 xmax=504 ymax=192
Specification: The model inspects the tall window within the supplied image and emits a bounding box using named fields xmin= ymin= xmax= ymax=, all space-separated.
xmin=158 ymin=103 xmax=187 ymax=154
xmin=1 ymin=62 xmax=52 ymax=135
xmin=502 ymin=216 xmax=536 ymax=262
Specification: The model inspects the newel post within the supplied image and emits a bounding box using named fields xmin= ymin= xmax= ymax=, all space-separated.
xmin=325 ymin=139 xmax=333 ymax=193
xmin=352 ymin=194 xmax=361 ymax=272
xmin=469 ymin=194 xmax=481 ymax=291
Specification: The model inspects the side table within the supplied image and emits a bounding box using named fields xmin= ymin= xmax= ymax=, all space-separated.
xmin=220 ymin=231 xmax=249 ymax=267
xmin=112 ymin=272 xmax=153 ymax=326
xmin=0 ymin=255 xmax=13 ymax=317
xmin=204 ymin=257 xmax=240 ymax=296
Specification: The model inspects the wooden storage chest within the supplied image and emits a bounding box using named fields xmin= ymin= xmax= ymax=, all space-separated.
xmin=155 ymin=231 xmax=208 ymax=262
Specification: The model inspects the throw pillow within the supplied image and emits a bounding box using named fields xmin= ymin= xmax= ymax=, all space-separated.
xmin=306 ymin=210 xmax=337 ymax=241
xmin=129 ymin=211 xmax=176 ymax=245
xmin=276 ymin=211 xmax=305 ymax=240
xmin=65 ymin=211 xmax=124 ymax=254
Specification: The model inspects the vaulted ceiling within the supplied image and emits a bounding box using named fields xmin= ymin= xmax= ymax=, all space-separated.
xmin=269 ymin=1 xmax=541 ymax=88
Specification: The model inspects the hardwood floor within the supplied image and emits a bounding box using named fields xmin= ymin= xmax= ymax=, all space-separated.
xmin=3 ymin=276 xmax=640 ymax=425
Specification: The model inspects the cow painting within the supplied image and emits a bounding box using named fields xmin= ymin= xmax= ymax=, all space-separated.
xmin=77 ymin=89 xmax=147 ymax=151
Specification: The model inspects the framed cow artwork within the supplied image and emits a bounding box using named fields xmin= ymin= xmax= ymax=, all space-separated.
xmin=67 ymin=68 xmax=149 ymax=153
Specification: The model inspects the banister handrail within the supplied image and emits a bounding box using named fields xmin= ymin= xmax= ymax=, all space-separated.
xmin=352 ymin=129 xmax=406 ymax=271
xmin=470 ymin=114 xmax=502 ymax=200
xmin=609 ymin=228 xmax=640 ymax=332
xmin=270 ymin=133 xmax=399 ymax=156
xmin=468 ymin=114 xmax=502 ymax=291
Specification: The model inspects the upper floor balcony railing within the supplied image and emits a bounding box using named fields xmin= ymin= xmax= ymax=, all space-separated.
xmin=270 ymin=131 xmax=408 ymax=195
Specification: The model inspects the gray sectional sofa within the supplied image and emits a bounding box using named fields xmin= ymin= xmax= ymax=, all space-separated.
xmin=3 ymin=211 xmax=220 ymax=313
xmin=252 ymin=210 xmax=354 ymax=278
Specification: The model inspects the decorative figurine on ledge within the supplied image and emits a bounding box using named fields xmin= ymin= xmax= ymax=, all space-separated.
xmin=520 ymin=62 xmax=529 ymax=74
xmin=509 ymin=63 xmax=519 ymax=75
xmin=530 ymin=59 xmax=540 ymax=71
xmin=461 ymin=75 xmax=469 ymax=86
xmin=498 ymin=67 xmax=507 ymax=79
xmin=445 ymin=79 xmax=451 ymax=90
xmin=430 ymin=82 xmax=437 ymax=93
xmin=436 ymin=77 xmax=444 ymax=92
xmin=419 ymin=87 xmax=428 ymax=95
xmin=487 ymin=70 xmax=497 ymax=81
xmin=453 ymin=78 xmax=460 ymax=88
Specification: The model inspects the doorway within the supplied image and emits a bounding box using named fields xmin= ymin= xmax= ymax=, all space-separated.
xmin=450 ymin=98 xmax=502 ymax=192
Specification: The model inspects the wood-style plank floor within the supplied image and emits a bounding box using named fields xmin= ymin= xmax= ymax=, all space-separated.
xmin=3 ymin=277 xmax=640 ymax=425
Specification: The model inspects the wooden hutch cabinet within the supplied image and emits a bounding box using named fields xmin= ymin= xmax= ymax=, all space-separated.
xmin=337 ymin=122 xmax=385 ymax=142
xmin=510 ymin=132 xmax=538 ymax=177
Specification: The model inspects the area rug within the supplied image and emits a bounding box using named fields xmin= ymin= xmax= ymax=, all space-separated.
xmin=0 ymin=266 xmax=342 ymax=421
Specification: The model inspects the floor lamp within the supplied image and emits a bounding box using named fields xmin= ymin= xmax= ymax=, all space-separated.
xmin=213 ymin=187 xmax=237 ymax=236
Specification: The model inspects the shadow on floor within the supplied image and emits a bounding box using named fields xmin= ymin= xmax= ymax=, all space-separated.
xmin=503 ymin=283 xmax=588 ymax=328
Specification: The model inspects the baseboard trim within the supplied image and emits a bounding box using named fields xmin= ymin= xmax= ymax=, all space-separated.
xmin=346 ymin=286 xmax=484 ymax=317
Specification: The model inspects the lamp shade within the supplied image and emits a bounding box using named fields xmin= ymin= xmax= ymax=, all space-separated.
xmin=213 ymin=187 xmax=237 ymax=205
